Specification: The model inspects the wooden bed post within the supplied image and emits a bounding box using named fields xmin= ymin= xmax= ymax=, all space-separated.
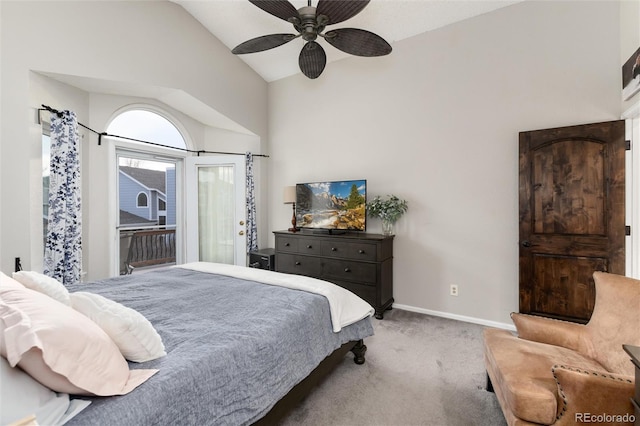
xmin=351 ymin=340 xmax=367 ymax=365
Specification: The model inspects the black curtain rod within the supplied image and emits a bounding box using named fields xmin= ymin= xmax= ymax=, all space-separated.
xmin=38 ymin=104 xmax=269 ymax=158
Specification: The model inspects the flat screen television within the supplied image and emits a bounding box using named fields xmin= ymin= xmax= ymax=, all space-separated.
xmin=296 ymin=179 xmax=367 ymax=232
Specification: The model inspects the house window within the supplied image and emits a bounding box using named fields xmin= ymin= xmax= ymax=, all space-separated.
xmin=137 ymin=192 xmax=148 ymax=207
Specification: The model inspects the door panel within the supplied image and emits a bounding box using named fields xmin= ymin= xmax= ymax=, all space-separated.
xmin=519 ymin=120 xmax=625 ymax=323
xmin=532 ymin=140 xmax=605 ymax=235
xmin=531 ymin=254 xmax=607 ymax=320
xmin=185 ymin=156 xmax=247 ymax=265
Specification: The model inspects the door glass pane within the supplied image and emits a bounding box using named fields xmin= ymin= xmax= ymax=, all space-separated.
xmin=118 ymin=156 xmax=177 ymax=275
xmin=198 ymin=165 xmax=235 ymax=264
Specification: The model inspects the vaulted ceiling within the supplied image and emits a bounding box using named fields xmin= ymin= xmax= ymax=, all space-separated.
xmin=172 ymin=0 xmax=522 ymax=82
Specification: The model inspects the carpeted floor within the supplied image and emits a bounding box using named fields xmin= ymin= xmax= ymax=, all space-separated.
xmin=279 ymin=309 xmax=507 ymax=426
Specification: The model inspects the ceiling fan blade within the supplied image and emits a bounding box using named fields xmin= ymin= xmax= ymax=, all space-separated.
xmin=324 ymin=28 xmax=392 ymax=57
xmin=316 ymin=0 xmax=370 ymax=25
xmin=299 ymin=41 xmax=327 ymax=79
xmin=249 ymin=0 xmax=299 ymax=23
xmin=232 ymin=34 xmax=298 ymax=54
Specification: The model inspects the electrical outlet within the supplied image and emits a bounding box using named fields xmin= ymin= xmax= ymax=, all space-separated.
xmin=450 ymin=284 xmax=459 ymax=297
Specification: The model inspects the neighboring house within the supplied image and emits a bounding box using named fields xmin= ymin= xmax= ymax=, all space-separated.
xmin=119 ymin=166 xmax=176 ymax=227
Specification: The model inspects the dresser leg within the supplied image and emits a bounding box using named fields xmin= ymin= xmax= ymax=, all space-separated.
xmin=374 ymin=301 xmax=393 ymax=319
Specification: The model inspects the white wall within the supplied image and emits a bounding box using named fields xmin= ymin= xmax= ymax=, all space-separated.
xmin=0 ymin=1 xmax=268 ymax=277
xmin=267 ymin=1 xmax=623 ymax=326
xmin=621 ymin=0 xmax=640 ymax=112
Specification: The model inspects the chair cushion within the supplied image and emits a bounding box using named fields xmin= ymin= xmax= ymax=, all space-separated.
xmin=586 ymin=272 xmax=640 ymax=376
xmin=483 ymin=328 xmax=606 ymax=425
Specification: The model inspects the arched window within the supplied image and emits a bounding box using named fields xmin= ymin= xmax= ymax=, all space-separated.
xmin=137 ymin=192 xmax=148 ymax=207
xmin=107 ymin=109 xmax=186 ymax=150
xmin=110 ymin=107 xmax=186 ymax=276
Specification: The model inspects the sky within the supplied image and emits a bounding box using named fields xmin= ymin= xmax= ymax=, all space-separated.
xmin=107 ymin=110 xmax=186 ymax=150
xmin=303 ymin=179 xmax=366 ymax=198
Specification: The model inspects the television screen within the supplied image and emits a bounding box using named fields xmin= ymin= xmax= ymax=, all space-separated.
xmin=296 ymin=179 xmax=367 ymax=231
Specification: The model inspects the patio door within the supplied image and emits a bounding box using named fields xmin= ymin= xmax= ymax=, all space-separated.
xmin=185 ymin=156 xmax=247 ymax=265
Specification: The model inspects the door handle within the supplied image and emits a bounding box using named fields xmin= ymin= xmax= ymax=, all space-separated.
xmin=239 ymin=220 xmax=245 ymax=225
xmin=521 ymin=241 xmax=531 ymax=247
xmin=238 ymin=230 xmax=245 ymax=236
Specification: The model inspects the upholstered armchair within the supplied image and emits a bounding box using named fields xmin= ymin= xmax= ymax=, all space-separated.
xmin=483 ymin=272 xmax=640 ymax=425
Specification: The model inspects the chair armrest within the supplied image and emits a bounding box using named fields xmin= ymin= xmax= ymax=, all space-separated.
xmin=511 ymin=313 xmax=587 ymax=352
xmin=552 ymin=365 xmax=635 ymax=425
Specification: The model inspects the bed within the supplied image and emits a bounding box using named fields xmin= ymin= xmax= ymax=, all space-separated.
xmin=1 ymin=262 xmax=374 ymax=426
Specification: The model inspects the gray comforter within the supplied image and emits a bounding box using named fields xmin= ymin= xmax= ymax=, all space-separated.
xmin=65 ymin=267 xmax=374 ymax=426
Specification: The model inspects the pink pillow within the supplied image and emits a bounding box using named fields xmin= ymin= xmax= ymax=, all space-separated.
xmin=0 ymin=272 xmax=157 ymax=396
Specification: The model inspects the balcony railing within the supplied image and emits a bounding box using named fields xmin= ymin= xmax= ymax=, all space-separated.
xmin=120 ymin=228 xmax=176 ymax=274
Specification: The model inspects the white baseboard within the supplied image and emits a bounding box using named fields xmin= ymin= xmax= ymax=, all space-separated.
xmin=392 ymin=303 xmax=516 ymax=331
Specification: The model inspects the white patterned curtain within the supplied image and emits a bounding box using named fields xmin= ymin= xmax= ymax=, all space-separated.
xmin=44 ymin=110 xmax=82 ymax=285
xmin=245 ymin=152 xmax=258 ymax=253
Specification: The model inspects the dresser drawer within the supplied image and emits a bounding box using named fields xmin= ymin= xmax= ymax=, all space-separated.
xmin=331 ymin=280 xmax=376 ymax=306
xmin=276 ymin=253 xmax=322 ymax=277
xmin=321 ymin=240 xmax=377 ymax=261
xmin=296 ymin=238 xmax=322 ymax=255
xmin=275 ymin=236 xmax=298 ymax=253
xmin=323 ymin=258 xmax=377 ymax=284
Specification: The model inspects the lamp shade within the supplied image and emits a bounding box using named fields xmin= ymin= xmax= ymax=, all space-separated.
xmin=283 ymin=186 xmax=296 ymax=204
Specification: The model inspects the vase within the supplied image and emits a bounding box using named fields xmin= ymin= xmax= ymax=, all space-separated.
xmin=382 ymin=219 xmax=394 ymax=236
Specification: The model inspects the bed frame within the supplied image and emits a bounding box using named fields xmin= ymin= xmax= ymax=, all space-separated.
xmin=255 ymin=340 xmax=367 ymax=425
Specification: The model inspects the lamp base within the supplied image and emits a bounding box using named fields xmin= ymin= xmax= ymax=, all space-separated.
xmin=288 ymin=203 xmax=298 ymax=232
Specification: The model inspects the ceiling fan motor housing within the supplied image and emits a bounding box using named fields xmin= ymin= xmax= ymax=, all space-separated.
xmin=296 ymin=6 xmax=327 ymax=42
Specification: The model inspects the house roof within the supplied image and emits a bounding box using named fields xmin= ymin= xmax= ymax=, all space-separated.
xmin=119 ymin=210 xmax=157 ymax=226
xmin=120 ymin=166 xmax=166 ymax=194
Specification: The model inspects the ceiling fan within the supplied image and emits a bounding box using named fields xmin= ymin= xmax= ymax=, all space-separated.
xmin=232 ymin=0 xmax=392 ymax=79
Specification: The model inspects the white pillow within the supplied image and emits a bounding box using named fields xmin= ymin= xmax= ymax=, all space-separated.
xmin=12 ymin=271 xmax=70 ymax=305
xmin=0 ymin=356 xmax=91 ymax=426
xmin=70 ymin=292 xmax=166 ymax=363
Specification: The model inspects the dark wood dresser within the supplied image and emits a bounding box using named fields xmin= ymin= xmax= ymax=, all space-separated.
xmin=273 ymin=230 xmax=393 ymax=319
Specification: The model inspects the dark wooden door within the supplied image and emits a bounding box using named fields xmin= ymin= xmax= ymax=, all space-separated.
xmin=519 ymin=120 xmax=625 ymax=323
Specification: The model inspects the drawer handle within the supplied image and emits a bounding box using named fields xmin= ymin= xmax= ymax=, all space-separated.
xmin=358 ymin=249 xmax=365 ymax=254
xmin=331 ymin=247 xmax=337 ymax=252
xmin=344 ymin=267 xmax=351 ymax=273
xmin=306 ymin=245 xmax=313 ymax=249
xmin=285 ymin=243 xmax=290 ymax=247
xmin=295 ymin=261 xmax=301 ymax=266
